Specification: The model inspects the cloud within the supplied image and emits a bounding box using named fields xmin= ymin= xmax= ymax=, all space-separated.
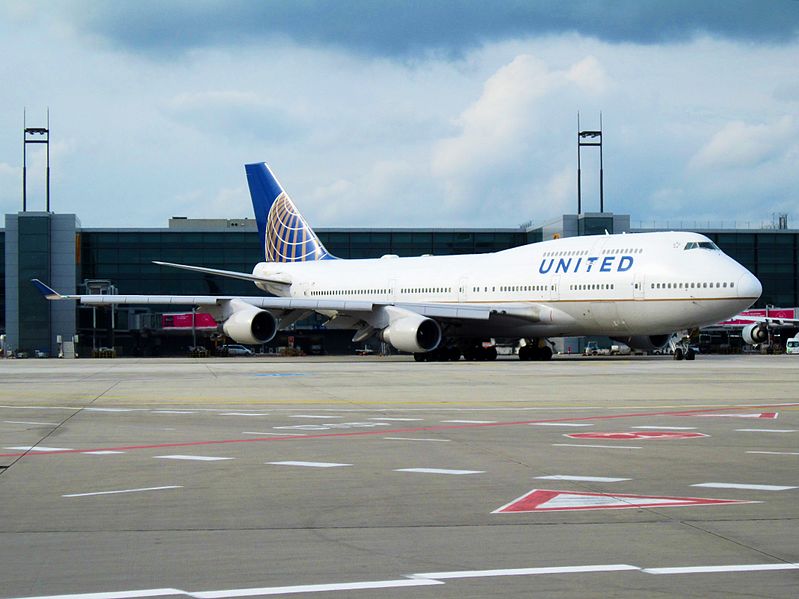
xmin=691 ymin=116 xmax=797 ymax=170
xmin=22 ymin=0 xmax=799 ymax=59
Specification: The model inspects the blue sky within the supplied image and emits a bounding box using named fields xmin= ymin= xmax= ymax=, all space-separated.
xmin=1 ymin=1 xmax=798 ymax=229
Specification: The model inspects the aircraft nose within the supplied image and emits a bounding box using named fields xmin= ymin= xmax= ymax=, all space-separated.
xmin=737 ymin=269 xmax=762 ymax=300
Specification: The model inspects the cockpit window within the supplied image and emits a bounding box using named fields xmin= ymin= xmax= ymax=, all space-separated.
xmin=684 ymin=241 xmax=719 ymax=251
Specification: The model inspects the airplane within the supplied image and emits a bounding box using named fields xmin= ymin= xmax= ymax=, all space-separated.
xmin=33 ymin=162 xmax=763 ymax=362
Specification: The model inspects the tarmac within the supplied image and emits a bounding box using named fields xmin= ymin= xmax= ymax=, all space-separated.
xmin=0 ymin=354 xmax=797 ymax=598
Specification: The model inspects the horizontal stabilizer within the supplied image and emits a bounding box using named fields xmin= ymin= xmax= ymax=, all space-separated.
xmin=153 ymin=261 xmax=291 ymax=287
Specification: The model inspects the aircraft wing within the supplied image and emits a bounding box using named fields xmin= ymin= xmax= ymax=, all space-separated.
xmin=31 ymin=279 xmax=555 ymax=323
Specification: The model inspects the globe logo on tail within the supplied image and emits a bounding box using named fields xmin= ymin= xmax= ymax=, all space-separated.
xmin=265 ymin=193 xmax=332 ymax=262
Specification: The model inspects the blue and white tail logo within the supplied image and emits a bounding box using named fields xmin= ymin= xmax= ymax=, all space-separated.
xmin=245 ymin=162 xmax=336 ymax=263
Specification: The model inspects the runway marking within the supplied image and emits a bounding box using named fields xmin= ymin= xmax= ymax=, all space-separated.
xmin=242 ymin=431 xmax=306 ymax=436
xmin=5 ymin=445 xmax=71 ymax=452
xmin=530 ymin=422 xmax=593 ymax=427
xmin=411 ymin=564 xmax=641 ymax=579
xmin=290 ymin=414 xmax=342 ymax=419
xmin=442 ymin=419 xmax=496 ymax=424
xmin=395 ymin=468 xmax=483 ymax=475
xmin=565 ymin=431 xmax=708 ymax=440
xmin=0 ymin=402 xmax=795 ymax=459
xmin=747 ymin=451 xmax=799 ymax=456
xmin=83 ymin=450 xmax=126 ymax=455
xmin=553 ymin=444 xmax=642 ymax=449
xmin=692 ymin=482 xmax=797 ymax=491
xmin=84 ymin=408 xmax=137 ymax=412
xmin=3 ymin=420 xmax=60 ymax=426
xmin=267 ymin=461 xmax=351 ymax=468
xmin=643 ymin=563 xmax=799 ymax=575
xmin=153 ymin=410 xmax=196 ymax=414
xmin=633 ymin=426 xmax=697 ymax=430
xmin=383 ymin=437 xmax=451 ymax=442
xmin=63 ymin=485 xmax=183 ymax=498
xmin=736 ymin=428 xmax=795 ymax=433
xmin=220 ymin=413 xmax=269 ymax=417
xmin=691 ymin=412 xmax=779 ymax=419
xmin=193 ymin=578 xmax=442 ymax=597
xmin=368 ymin=417 xmax=424 ymax=421
xmin=254 ymin=373 xmax=307 ymax=377
xmin=6 ymin=562 xmax=799 ymax=598
xmin=535 ymin=475 xmax=631 ymax=482
xmin=154 ymin=455 xmax=234 ymax=462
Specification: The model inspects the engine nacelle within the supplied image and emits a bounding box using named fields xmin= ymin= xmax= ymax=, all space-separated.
xmin=611 ymin=335 xmax=670 ymax=352
xmin=742 ymin=323 xmax=768 ymax=345
xmin=379 ymin=314 xmax=441 ymax=353
xmin=222 ymin=305 xmax=277 ymax=345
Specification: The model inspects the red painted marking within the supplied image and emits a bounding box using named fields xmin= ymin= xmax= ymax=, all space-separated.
xmin=0 ymin=402 xmax=791 ymax=458
xmin=494 ymin=489 xmax=754 ymax=513
xmin=565 ymin=431 xmax=708 ymax=440
xmin=680 ymin=412 xmax=778 ymax=419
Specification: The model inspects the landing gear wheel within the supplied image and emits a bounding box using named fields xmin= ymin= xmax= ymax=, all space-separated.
xmin=518 ymin=346 xmax=531 ymax=361
xmin=685 ymin=348 xmax=696 ymax=361
xmin=413 ymin=352 xmax=427 ymax=362
xmin=673 ymin=347 xmax=684 ymax=361
xmin=539 ymin=346 xmax=553 ymax=361
xmin=485 ymin=346 xmax=498 ymax=361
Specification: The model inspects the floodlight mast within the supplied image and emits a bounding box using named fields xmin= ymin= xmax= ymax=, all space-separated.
xmin=23 ymin=108 xmax=51 ymax=212
xmin=577 ymin=112 xmax=604 ymax=215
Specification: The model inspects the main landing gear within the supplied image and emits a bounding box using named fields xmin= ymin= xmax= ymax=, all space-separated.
xmin=518 ymin=340 xmax=553 ymax=361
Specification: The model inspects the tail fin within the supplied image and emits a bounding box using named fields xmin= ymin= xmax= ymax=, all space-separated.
xmin=245 ymin=162 xmax=336 ymax=263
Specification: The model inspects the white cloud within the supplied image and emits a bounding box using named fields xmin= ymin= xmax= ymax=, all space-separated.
xmin=691 ymin=116 xmax=797 ymax=170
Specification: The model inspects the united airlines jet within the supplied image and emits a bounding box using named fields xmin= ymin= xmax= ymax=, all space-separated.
xmin=34 ymin=162 xmax=763 ymax=361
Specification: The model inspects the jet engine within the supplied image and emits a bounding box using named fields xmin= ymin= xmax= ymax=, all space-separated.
xmin=611 ymin=335 xmax=670 ymax=352
xmin=379 ymin=314 xmax=441 ymax=354
xmin=742 ymin=323 xmax=768 ymax=345
xmin=222 ymin=304 xmax=277 ymax=345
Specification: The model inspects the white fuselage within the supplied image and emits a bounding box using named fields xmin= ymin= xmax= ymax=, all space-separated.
xmin=252 ymin=231 xmax=761 ymax=339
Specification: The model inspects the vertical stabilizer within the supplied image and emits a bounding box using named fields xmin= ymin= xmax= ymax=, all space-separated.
xmin=245 ymin=162 xmax=336 ymax=263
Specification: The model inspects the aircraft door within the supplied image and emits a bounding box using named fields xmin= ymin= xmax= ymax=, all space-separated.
xmin=458 ymin=277 xmax=469 ymax=303
xmin=548 ymin=275 xmax=560 ymax=301
xmin=634 ymin=274 xmax=645 ymax=300
xmin=389 ymin=279 xmax=397 ymax=302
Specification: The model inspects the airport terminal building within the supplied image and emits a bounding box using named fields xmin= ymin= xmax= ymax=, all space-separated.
xmin=2 ymin=211 xmax=798 ymax=357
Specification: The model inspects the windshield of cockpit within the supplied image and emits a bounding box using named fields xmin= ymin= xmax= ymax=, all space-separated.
xmin=684 ymin=241 xmax=720 ymax=250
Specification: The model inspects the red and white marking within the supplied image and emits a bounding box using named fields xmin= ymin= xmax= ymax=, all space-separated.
xmin=493 ymin=489 xmax=755 ymax=513
xmin=565 ymin=431 xmax=708 ymax=440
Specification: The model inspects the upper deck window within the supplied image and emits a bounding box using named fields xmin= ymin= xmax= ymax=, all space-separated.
xmin=684 ymin=241 xmax=719 ymax=251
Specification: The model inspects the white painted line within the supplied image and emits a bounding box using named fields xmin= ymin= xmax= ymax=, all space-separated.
xmin=242 ymin=431 xmax=306 ymax=436
xmin=154 ymin=455 xmax=234 ymax=462
xmin=441 ymin=419 xmax=496 ymax=424
xmin=368 ymin=417 xmax=424 ymax=421
xmin=535 ymin=475 xmax=631 ymax=483
xmin=412 ymin=564 xmax=641 ymax=580
xmin=82 ymin=451 xmax=126 ymax=455
xmin=383 ymin=437 xmax=451 ymax=442
xmin=552 ymin=444 xmax=642 ymax=450
xmin=220 ymin=413 xmax=269 ymax=417
xmin=84 ymin=408 xmax=136 ymax=412
xmin=633 ymin=426 xmax=697 ymax=430
xmin=192 ymin=578 xmax=443 ymax=598
xmin=530 ymin=422 xmax=593 ymax=427
xmin=692 ymin=482 xmax=797 ymax=491
xmin=63 ymin=486 xmax=183 ymax=498
xmin=747 ymin=451 xmax=799 ymax=456
xmin=394 ymin=468 xmax=484 ymax=475
xmin=153 ymin=410 xmax=195 ymax=414
xmin=290 ymin=414 xmax=342 ymax=419
xmin=267 ymin=461 xmax=351 ymax=468
xmin=3 ymin=420 xmax=60 ymax=426
xmin=736 ymin=428 xmax=795 ymax=433
xmin=644 ymin=563 xmax=799 ymax=575
xmin=2 ymin=590 xmax=186 ymax=599
xmin=5 ymin=445 xmax=71 ymax=452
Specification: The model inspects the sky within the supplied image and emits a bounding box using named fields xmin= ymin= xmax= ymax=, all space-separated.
xmin=1 ymin=0 xmax=798 ymax=230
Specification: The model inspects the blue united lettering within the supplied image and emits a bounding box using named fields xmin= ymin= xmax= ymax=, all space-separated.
xmin=538 ymin=255 xmax=634 ymax=274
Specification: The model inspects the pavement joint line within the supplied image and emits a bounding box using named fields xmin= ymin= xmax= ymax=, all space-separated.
xmin=0 ymin=401 xmax=795 ymax=459
xmin=6 ymin=563 xmax=799 ymax=599
xmin=63 ymin=485 xmax=183 ymax=498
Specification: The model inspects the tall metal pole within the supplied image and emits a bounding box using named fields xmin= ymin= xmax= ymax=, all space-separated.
xmin=22 ymin=109 xmax=27 ymax=212
xmin=576 ymin=113 xmax=582 ymax=215
xmin=46 ymin=108 xmax=50 ymax=212
xmin=599 ymin=112 xmax=604 ymax=213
